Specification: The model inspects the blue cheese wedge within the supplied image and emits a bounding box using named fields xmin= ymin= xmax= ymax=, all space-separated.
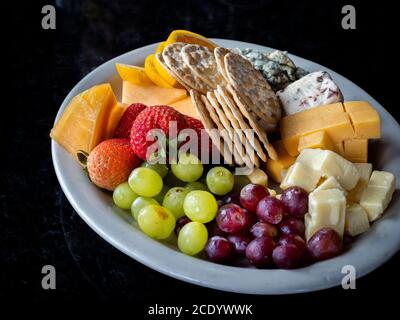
xmin=277 ymin=71 xmax=343 ymax=115
xmin=233 ymin=48 xmax=308 ymax=91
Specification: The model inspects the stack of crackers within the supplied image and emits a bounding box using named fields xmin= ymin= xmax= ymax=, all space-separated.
xmin=156 ymin=43 xmax=282 ymax=167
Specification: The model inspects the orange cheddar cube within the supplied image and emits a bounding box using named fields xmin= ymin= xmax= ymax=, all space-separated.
xmin=320 ymin=112 xmax=354 ymax=143
xmin=298 ymin=131 xmax=334 ymax=152
xmin=344 ymin=139 xmax=368 ymax=163
xmin=266 ymin=141 xmax=296 ymax=183
xmin=348 ymin=110 xmax=380 ymax=139
xmin=280 ymin=103 xmax=353 ymax=156
xmin=344 ymin=101 xmax=380 ymax=139
xmin=343 ymin=101 xmax=374 ymax=113
xmin=280 ymin=103 xmax=344 ymax=138
xmin=334 ymin=142 xmax=345 ymax=156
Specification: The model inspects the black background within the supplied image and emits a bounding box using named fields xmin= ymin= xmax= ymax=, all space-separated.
xmin=2 ymin=0 xmax=399 ymax=314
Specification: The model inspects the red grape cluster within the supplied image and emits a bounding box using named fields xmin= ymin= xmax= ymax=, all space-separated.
xmin=203 ymin=184 xmax=343 ymax=268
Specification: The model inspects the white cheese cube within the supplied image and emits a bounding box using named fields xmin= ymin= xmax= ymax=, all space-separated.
xmin=347 ymin=163 xmax=373 ymax=202
xmin=306 ymin=188 xmax=346 ymax=240
xmin=280 ymin=162 xmax=321 ymax=192
xmin=277 ymin=71 xmax=343 ymax=115
xmin=297 ymin=149 xmax=360 ymax=190
xmin=314 ymin=176 xmax=346 ymax=193
xmin=345 ymin=203 xmax=370 ymax=236
xmin=368 ymin=170 xmax=395 ymax=189
xmin=360 ymin=171 xmax=396 ymax=221
xmin=304 ymin=213 xmax=313 ymax=240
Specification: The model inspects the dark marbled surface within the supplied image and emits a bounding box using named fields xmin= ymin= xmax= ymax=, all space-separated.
xmin=3 ymin=0 xmax=399 ymax=309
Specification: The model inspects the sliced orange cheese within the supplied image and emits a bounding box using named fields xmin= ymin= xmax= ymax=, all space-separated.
xmin=343 ymin=139 xmax=368 ymax=163
xmin=265 ymin=141 xmax=296 ymax=183
xmin=298 ymin=130 xmax=333 ymax=152
xmin=105 ymin=103 xmax=127 ymax=138
xmin=115 ymin=63 xmax=154 ymax=85
xmin=122 ymin=81 xmax=187 ymax=106
xmin=51 ymin=83 xmax=118 ymax=160
xmin=169 ymin=97 xmax=200 ymax=119
xmin=165 ymin=30 xmax=217 ymax=50
xmin=144 ymin=54 xmax=173 ymax=88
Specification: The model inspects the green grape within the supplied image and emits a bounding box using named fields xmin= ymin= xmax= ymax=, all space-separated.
xmin=131 ymin=197 xmax=159 ymax=221
xmin=183 ymin=190 xmax=218 ymax=223
xmin=113 ymin=182 xmax=138 ymax=210
xmin=206 ymin=167 xmax=234 ymax=196
xmin=171 ymin=153 xmax=203 ymax=182
xmin=137 ymin=205 xmax=176 ymax=239
xmin=178 ymin=222 xmax=208 ymax=255
xmin=154 ymin=184 xmax=170 ymax=203
xmin=128 ymin=167 xmax=163 ymax=197
xmin=162 ymin=187 xmax=190 ymax=218
xmin=185 ymin=181 xmax=208 ymax=192
xmin=141 ymin=161 xmax=169 ymax=178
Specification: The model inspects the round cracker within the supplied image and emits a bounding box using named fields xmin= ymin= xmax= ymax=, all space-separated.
xmin=224 ymin=52 xmax=281 ymax=131
xmin=189 ymin=90 xmax=233 ymax=165
xmin=227 ymin=84 xmax=277 ymax=160
xmin=163 ymin=43 xmax=212 ymax=94
xmin=214 ymin=47 xmax=230 ymax=82
xmin=213 ymin=89 xmax=261 ymax=168
xmin=206 ymin=91 xmax=246 ymax=166
xmin=181 ymin=44 xmax=225 ymax=89
xmin=215 ymin=85 xmax=267 ymax=162
xmin=155 ymin=53 xmax=192 ymax=91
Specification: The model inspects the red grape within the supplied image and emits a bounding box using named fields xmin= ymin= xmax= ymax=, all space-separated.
xmin=240 ymin=184 xmax=269 ymax=212
xmin=256 ymin=196 xmax=285 ymax=224
xmin=216 ymin=204 xmax=250 ymax=234
xmin=242 ymin=209 xmax=257 ymax=232
xmin=206 ymin=221 xmax=226 ymax=238
xmin=250 ymin=222 xmax=279 ymax=239
xmin=205 ymin=236 xmax=234 ymax=263
xmin=278 ymin=234 xmax=307 ymax=256
xmin=272 ymin=244 xmax=302 ymax=269
xmin=279 ymin=217 xmax=305 ymax=236
xmin=227 ymin=233 xmax=252 ymax=256
xmin=174 ymin=216 xmax=191 ymax=235
xmin=245 ymin=236 xmax=275 ymax=268
xmin=307 ymin=228 xmax=343 ymax=261
xmin=281 ymin=186 xmax=308 ymax=217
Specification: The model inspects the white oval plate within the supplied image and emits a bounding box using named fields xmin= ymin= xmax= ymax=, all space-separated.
xmin=52 ymin=39 xmax=400 ymax=294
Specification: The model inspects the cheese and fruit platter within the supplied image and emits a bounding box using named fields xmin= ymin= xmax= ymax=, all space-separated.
xmin=51 ymin=30 xmax=400 ymax=294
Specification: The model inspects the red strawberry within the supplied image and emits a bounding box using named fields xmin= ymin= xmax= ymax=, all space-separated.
xmin=184 ymin=115 xmax=213 ymax=156
xmin=130 ymin=106 xmax=187 ymax=160
xmin=114 ymin=103 xmax=147 ymax=138
xmin=87 ymin=138 xmax=141 ymax=191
